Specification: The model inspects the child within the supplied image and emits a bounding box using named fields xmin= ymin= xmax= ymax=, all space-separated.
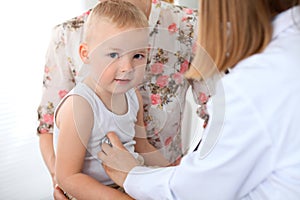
xmin=54 ymin=0 xmax=168 ymax=199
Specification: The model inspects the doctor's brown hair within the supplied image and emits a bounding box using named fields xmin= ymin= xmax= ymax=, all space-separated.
xmin=163 ymin=0 xmax=174 ymax=3
xmin=185 ymin=0 xmax=300 ymax=79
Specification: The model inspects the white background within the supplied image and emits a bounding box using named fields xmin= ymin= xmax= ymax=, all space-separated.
xmin=0 ymin=1 xmax=86 ymax=199
xmin=0 ymin=0 xmax=198 ymax=199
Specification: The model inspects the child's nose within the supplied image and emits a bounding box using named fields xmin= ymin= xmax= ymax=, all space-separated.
xmin=119 ymin=56 xmax=133 ymax=72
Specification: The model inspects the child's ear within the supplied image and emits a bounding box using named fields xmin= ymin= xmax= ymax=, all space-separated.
xmin=79 ymin=43 xmax=89 ymax=63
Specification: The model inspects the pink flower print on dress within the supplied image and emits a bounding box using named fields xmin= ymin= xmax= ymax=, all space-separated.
xmin=165 ymin=136 xmax=173 ymax=146
xmin=198 ymin=92 xmax=209 ymax=104
xmin=43 ymin=114 xmax=54 ymax=125
xmin=79 ymin=9 xmax=91 ymax=18
xmin=39 ymin=128 xmax=48 ymax=134
xmin=151 ymin=94 xmax=162 ymax=105
xmin=58 ymin=90 xmax=68 ymax=99
xmin=156 ymin=75 xmax=169 ymax=88
xmin=84 ymin=10 xmax=91 ymax=16
xmin=44 ymin=66 xmax=50 ymax=73
xmin=151 ymin=63 xmax=164 ymax=75
xmin=172 ymin=72 xmax=183 ymax=84
xmin=182 ymin=17 xmax=188 ymax=22
xmin=184 ymin=8 xmax=193 ymax=15
xmin=152 ymin=0 xmax=158 ymax=4
xmin=180 ymin=60 xmax=189 ymax=74
xmin=168 ymin=23 xmax=178 ymax=34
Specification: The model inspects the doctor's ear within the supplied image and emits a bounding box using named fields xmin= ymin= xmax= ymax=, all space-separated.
xmin=79 ymin=43 xmax=90 ymax=63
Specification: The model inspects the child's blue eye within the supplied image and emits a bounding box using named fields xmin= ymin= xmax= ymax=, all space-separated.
xmin=133 ymin=54 xmax=145 ymax=60
xmin=109 ymin=52 xmax=119 ymax=59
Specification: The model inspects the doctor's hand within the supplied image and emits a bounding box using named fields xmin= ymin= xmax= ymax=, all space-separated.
xmin=98 ymin=132 xmax=140 ymax=187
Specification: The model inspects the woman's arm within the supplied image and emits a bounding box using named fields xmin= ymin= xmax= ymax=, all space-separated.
xmin=37 ymin=24 xmax=76 ymax=188
xmin=133 ymin=90 xmax=169 ymax=167
xmin=55 ymin=96 xmax=133 ymax=200
xmin=39 ymin=133 xmax=56 ymax=187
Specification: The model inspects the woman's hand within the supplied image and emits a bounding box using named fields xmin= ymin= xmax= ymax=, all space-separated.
xmin=98 ymin=132 xmax=140 ymax=187
xmin=53 ymin=185 xmax=68 ymax=200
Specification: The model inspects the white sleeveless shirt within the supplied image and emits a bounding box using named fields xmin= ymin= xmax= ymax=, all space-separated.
xmin=54 ymin=82 xmax=140 ymax=185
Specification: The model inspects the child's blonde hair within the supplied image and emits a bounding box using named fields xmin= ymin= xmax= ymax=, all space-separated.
xmin=84 ymin=0 xmax=149 ymax=43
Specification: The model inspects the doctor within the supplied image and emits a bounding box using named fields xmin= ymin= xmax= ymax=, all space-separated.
xmin=99 ymin=0 xmax=300 ymax=199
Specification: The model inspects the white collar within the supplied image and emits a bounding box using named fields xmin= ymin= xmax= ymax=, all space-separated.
xmin=272 ymin=6 xmax=300 ymax=40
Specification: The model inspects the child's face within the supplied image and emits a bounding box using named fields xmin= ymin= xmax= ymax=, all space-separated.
xmin=85 ymin=21 xmax=149 ymax=95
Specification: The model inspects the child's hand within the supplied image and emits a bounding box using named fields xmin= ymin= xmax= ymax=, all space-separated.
xmin=98 ymin=132 xmax=140 ymax=187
